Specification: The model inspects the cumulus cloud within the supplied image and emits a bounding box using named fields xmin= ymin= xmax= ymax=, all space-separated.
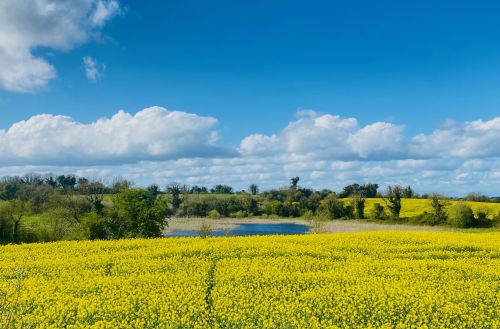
xmin=1 ymin=108 xmax=500 ymax=195
xmin=0 ymin=0 xmax=121 ymax=92
xmin=240 ymin=111 xmax=406 ymax=160
xmin=83 ymin=56 xmax=105 ymax=82
xmin=412 ymin=117 xmax=500 ymax=158
xmin=0 ymin=106 xmax=235 ymax=165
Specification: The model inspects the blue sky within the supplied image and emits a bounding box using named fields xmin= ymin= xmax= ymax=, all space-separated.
xmin=0 ymin=0 xmax=500 ymax=195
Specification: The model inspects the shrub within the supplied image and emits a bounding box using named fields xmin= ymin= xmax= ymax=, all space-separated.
xmin=199 ymin=220 xmax=212 ymax=238
xmin=351 ymin=197 xmax=365 ymax=219
xmin=447 ymin=204 xmax=474 ymax=228
xmin=230 ymin=210 xmax=247 ymax=218
xmin=320 ymin=195 xmax=353 ymax=219
xmin=370 ymin=203 xmax=386 ymax=220
xmin=208 ymin=209 xmax=221 ymax=219
xmin=409 ymin=212 xmax=444 ymax=226
xmin=475 ymin=206 xmax=492 ymax=227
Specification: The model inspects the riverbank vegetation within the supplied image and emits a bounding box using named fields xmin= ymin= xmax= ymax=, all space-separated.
xmin=0 ymin=174 xmax=499 ymax=244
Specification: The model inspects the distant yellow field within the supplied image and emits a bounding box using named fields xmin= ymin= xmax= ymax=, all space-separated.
xmin=1 ymin=231 xmax=499 ymax=328
xmin=357 ymin=198 xmax=500 ymax=218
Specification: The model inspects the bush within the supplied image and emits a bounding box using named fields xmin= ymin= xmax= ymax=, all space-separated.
xmin=32 ymin=208 xmax=79 ymax=242
xmin=475 ymin=207 xmax=493 ymax=227
xmin=409 ymin=212 xmax=444 ymax=226
xmin=351 ymin=197 xmax=365 ymax=219
xmin=370 ymin=203 xmax=386 ymax=220
xmin=208 ymin=209 xmax=221 ymax=219
xmin=199 ymin=220 xmax=212 ymax=238
xmin=320 ymin=196 xmax=353 ymax=219
xmin=230 ymin=210 xmax=248 ymax=218
xmin=447 ymin=204 xmax=475 ymax=228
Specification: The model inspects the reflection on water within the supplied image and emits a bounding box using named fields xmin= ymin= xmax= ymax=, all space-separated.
xmin=164 ymin=223 xmax=310 ymax=237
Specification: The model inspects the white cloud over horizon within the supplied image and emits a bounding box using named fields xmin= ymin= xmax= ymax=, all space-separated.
xmin=0 ymin=108 xmax=500 ymax=196
xmin=0 ymin=106 xmax=234 ymax=165
xmin=0 ymin=0 xmax=121 ymax=92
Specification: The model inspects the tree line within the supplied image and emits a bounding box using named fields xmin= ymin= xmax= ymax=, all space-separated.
xmin=0 ymin=174 xmax=498 ymax=244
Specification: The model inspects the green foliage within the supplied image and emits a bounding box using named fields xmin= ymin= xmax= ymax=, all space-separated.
xmin=0 ymin=200 xmax=28 ymax=243
xmin=113 ymin=189 xmax=170 ymax=238
xmin=370 ymin=203 xmax=386 ymax=220
xmin=339 ymin=183 xmax=378 ymax=198
xmin=385 ymin=185 xmax=403 ymax=219
xmin=447 ymin=204 xmax=475 ymax=228
xmin=210 ymin=184 xmax=234 ymax=194
xmin=351 ymin=197 xmax=365 ymax=219
xmin=31 ymin=208 xmax=79 ymax=242
xmin=248 ymin=184 xmax=259 ymax=195
xmin=208 ymin=209 xmax=221 ymax=219
xmin=320 ymin=195 xmax=353 ymax=219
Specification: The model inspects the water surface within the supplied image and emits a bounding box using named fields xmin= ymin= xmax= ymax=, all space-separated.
xmin=165 ymin=223 xmax=310 ymax=237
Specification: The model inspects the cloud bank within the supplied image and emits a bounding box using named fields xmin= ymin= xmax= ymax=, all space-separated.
xmin=0 ymin=0 xmax=121 ymax=92
xmin=0 ymin=108 xmax=499 ymax=195
xmin=0 ymin=106 xmax=233 ymax=165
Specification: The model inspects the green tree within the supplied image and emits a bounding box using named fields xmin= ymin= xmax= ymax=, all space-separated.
xmin=114 ymin=188 xmax=170 ymax=238
xmin=447 ymin=203 xmax=474 ymax=228
xmin=384 ymin=185 xmax=403 ymax=219
xmin=370 ymin=203 xmax=386 ymax=220
xmin=167 ymin=183 xmax=182 ymax=210
xmin=0 ymin=200 xmax=28 ymax=243
xmin=430 ymin=194 xmax=448 ymax=224
xmin=248 ymin=184 xmax=259 ymax=195
xmin=351 ymin=196 xmax=366 ymax=219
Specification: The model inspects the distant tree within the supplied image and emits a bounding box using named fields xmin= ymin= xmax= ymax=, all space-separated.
xmin=210 ymin=184 xmax=234 ymax=194
xmin=109 ymin=178 xmax=132 ymax=194
xmin=248 ymin=184 xmax=259 ymax=195
xmin=351 ymin=196 xmax=366 ymax=219
xmin=166 ymin=183 xmax=183 ymax=210
xmin=447 ymin=203 xmax=474 ymax=228
xmin=465 ymin=192 xmax=489 ymax=202
xmin=189 ymin=185 xmax=208 ymax=194
xmin=0 ymin=200 xmax=28 ymax=243
xmin=339 ymin=183 xmax=379 ymax=198
xmin=45 ymin=176 xmax=58 ymax=188
xmin=402 ymin=185 xmax=414 ymax=198
xmin=147 ymin=184 xmax=161 ymax=199
xmin=114 ymin=188 xmax=170 ymax=238
xmin=371 ymin=203 xmax=386 ymax=220
xmin=430 ymin=194 xmax=448 ymax=224
xmin=384 ymin=185 xmax=403 ymax=219
xmin=78 ymin=180 xmax=106 ymax=215
xmin=0 ymin=180 xmax=19 ymax=200
xmin=320 ymin=195 xmax=352 ymax=219
xmin=56 ymin=175 xmax=77 ymax=190
xmin=290 ymin=177 xmax=300 ymax=190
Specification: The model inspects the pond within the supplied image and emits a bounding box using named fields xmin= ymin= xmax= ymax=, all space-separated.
xmin=164 ymin=223 xmax=310 ymax=237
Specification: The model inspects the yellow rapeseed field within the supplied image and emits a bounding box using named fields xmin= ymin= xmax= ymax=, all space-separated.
xmin=359 ymin=198 xmax=500 ymax=218
xmin=1 ymin=232 xmax=499 ymax=328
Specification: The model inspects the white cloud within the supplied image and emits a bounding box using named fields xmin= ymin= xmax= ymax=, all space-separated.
xmin=1 ymin=109 xmax=500 ymax=196
xmin=240 ymin=111 xmax=406 ymax=160
xmin=347 ymin=122 xmax=405 ymax=159
xmin=0 ymin=106 xmax=235 ymax=165
xmin=412 ymin=117 xmax=500 ymax=158
xmin=83 ymin=56 xmax=105 ymax=82
xmin=0 ymin=0 xmax=121 ymax=92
